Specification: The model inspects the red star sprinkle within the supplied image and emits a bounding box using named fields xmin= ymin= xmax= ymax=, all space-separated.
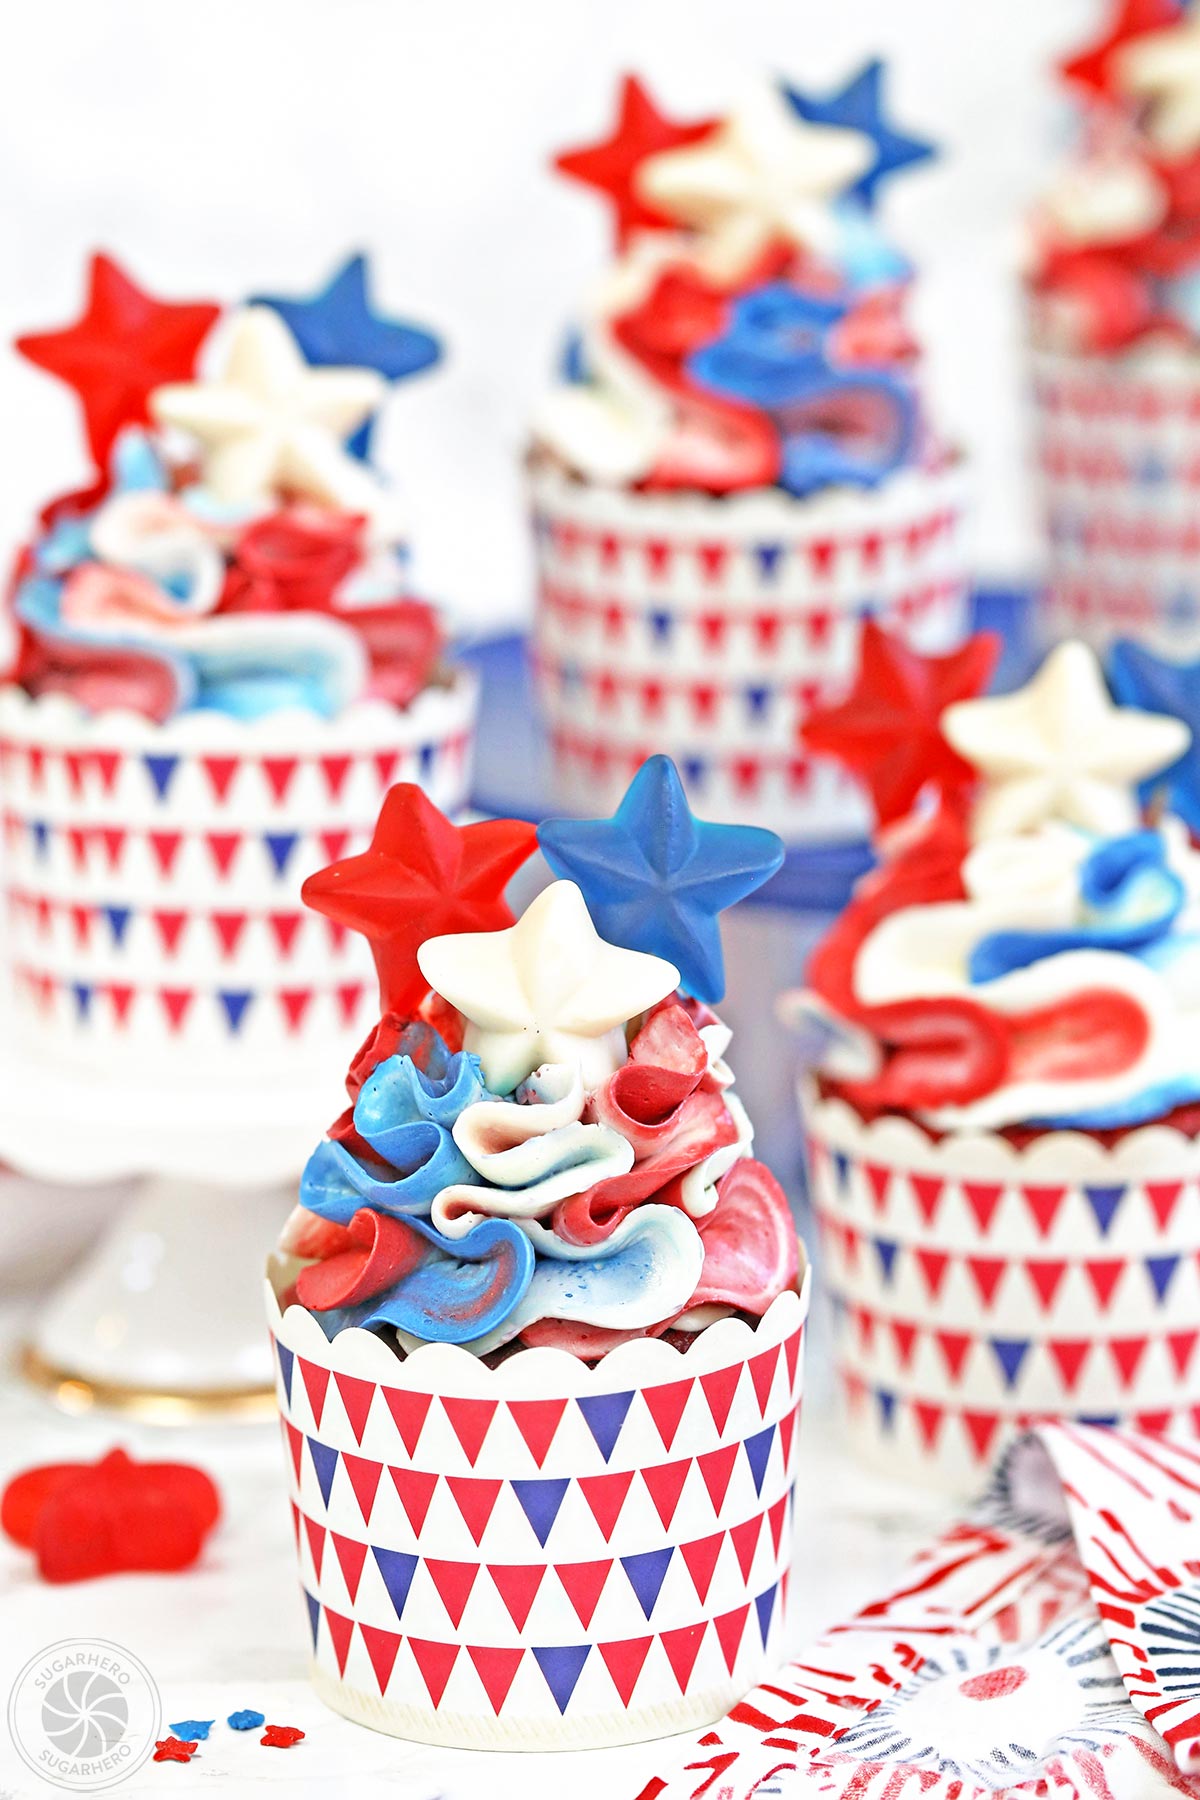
xmin=554 ymin=74 xmax=718 ymax=247
xmin=153 ymin=1738 xmax=199 ymax=1763
xmin=16 ymin=253 xmax=220 ymax=469
xmin=1059 ymin=0 xmax=1182 ymax=99
xmin=300 ymin=785 xmax=538 ymax=1018
xmin=1 ymin=1447 xmax=220 ymax=1583
xmin=803 ymin=622 xmax=1000 ymax=827
xmin=260 ymin=1724 xmax=305 ymax=1748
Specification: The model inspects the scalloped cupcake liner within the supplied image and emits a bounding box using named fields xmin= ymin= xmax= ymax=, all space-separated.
xmin=265 ymin=1258 xmax=809 ymax=1750
xmin=529 ymin=460 xmax=971 ymax=842
xmin=0 ymin=672 xmax=478 ymax=1075
xmin=1031 ymin=344 xmax=1200 ymax=654
xmin=802 ymin=1083 xmax=1200 ymax=1495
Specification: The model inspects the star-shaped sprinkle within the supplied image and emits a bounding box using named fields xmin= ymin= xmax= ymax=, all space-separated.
xmin=154 ymin=1737 xmax=198 ymax=1763
xmin=261 ymin=1724 xmax=305 ymax=1748
xmin=803 ymin=622 xmax=1000 ymax=827
xmin=1119 ymin=10 xmax=1200 ymax=155
xmin=782 ymin=60 xmax=935 ymax=210
xmin=1110 ymin=638 xmax=1200 ymax=830
xmin=554 ymin=74 xmax=719 ymax=247
xmin=940 ymin=640 xmax=1190 ymax=841
xmin=538 ymin=755 xmax=783 ymax=1003
xmin=16 ymin=253 xmax=220 ymax=469
xmin=169 ymin=1720 xmax=213 ymax=1740
xmin=150 ymin=307 xmax=387 ymax=516
xmin=637 ymin=85 xmax=873 ymax=279
xmin=1059 ymin=0 xmax=1182 ymax=98
xmin=301 ymin=785 xmax=538 ymax=1018
xmin=228 ymin=1709 xmax=266 ymax=1730
xmin=250 ymin=253 xmax=440 ymax=459
xmin=417 ymin=880 xmax=680 ymax=1093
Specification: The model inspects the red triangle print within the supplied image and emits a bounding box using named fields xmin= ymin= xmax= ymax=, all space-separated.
xmin=680 ymin=1531 xmax=724 ymax=1605
xmin=506 ymin=1397 xmax=567 ymax=1468
xmin=289 ymin=1498 xmax=301 ymax=1550
xmin=159 ymin=989 xmax=192 ymax=1033
xmin=913 ymin=1400 xmax=944 ymax=1450
xmin=966 ymin=1257 xmax=1006 ymax=1308
xmin=374 ymin=749 xmax=400 ymax=787
xmin=487 ymin=1564 xmax=547 ymax=1632
xmin=65 ymin=826 xmax=88 ymax=870
xmin=698 ymin=541 xmax=729 ymax=582
xmin=153 ymin=911 xmax=186 ymax=954
xmin=1025 ymin=1259 xmax=1068 ymax=1310
xmin=766 ymin=1494 xmax=789 ymax=1557
xmin=382 ymin=1387 xmax=433 ymax=1456
xmin=862 ymin=1162 xmax=892 ymax=1212
xmin=341 ymin=1453 xmax=383 ymax=1527
xmin=1146 ymin=1182 xmax=1184 ymax=1231
xmin=93 ymin=749 xmax=122 ymax=792
xmin=426 ymin=1559 xmax=480 ymax=1628
xmin=853 ymin=1303 xmax=874 ymax=1353
xmin=1136 ymin=1409 xmax=1172 ymax=1434
xmin=748 ymin=1344 xmax=780 ymax=1417
xmin=1110 ymin=1337 xmax=1149 ymax=1389
xmin=211 ymin=912 xmax=247 ymax=958
xmin=578 ymin=1470 xmax=636 ymax=1542
xmin=661 ymin=1622 xmax=706 ymax=1694
xmin=319 ymin=754 xmax=353 ymax=800
xmin=280 ymin=990 xmax=313 ymax=1033
xmin=299 ymin=1358 xmax=330 ymax=1428
xmin=446 ymin=1476 xmax=503 ymax=1545
xmin=269 ymin=912 xmax=304 ymax=957
xmin=730 ymin=1514 xmax=762 ymax=1582
xmin=1168 ymin=1330 xmax=1199 ymax=1378
xmin=935 ymin=1332 xmax=972 ymax=1383
xmin=359 ymin=1623 xmax=401 ymax=1695
xmin=441 ymin=1396 xmax=499 ymax=1466
xmin=148 ymin=831 xmax=182 ymax=876
xmin=303 ymin=1514 xmax=326 ymax=1581
xmin=554 ymin=1558 xmax=613 ymax=1630
xmin=714 ymin=1604 xmax=750 ymax=1675
xmin=323 ymin=1606 xmax=354 ymax=1677
xmin=283 ymin=1419 xmax=304 ymax=1483
xmin=69 ymin=904 xmax=93 ymax=948
xmin=783 ymin=1328 xmax=802 ymax=1390
xmin=599 ymin=1635 xmax=653 ymax=1706
xmin=697 ymin=1443 xmax=740 ymax=1515
xmin=408 ymin=1637 xmax=460 ymax=1707
xmin=389 ymin=1466 xmax=438 ymax=1538
xmin=962 ymin=1183 xmax=1003 ymax=1234
xmin=1049 ymin=1340 xmax=1091 ymax=1392
xmin=890 ymin=1320 xmax=918 ymax=1369
xmin=201 ymin=755 xmax=240 ymax=802
xmin=319 ymin=830 xmax=350 ymax=865
xmin=97 ymin=826 xmax=126 ymax=870
xmin=777 ymin=1402 xmax=799 ymax=1473
xmin=331 ymin=1532 xmax=368 ymax=1603
xmin=642 ymin=1379 xmax=693 ymax=1452
xmin=700 ymin=1364 xmax=742 ymax=1433
xmin=337 ymin=982 xmax=365 ymax=1026
xmin=262 ymin=756 xmax=298 ymax=802
xmin=910 ymin=1174 xmax=944 ymax=1225
xmin=642 ymin=1458 xmax=692 ymax=1531
xmin=326 ymin=918 xmax=348 ymax=951
xmin=206 ymin=832 xmax=241 ymax=879
xmin=467 ymin=1644 xmax=523 ymax=1716
xmin=914 ymin=1248 xmax=949 ymax=1300
xmin=63 ymin=749 xmax=86 ymax=794
xmin=1023 ymin=1185 xmax=1066 ymax=1238
xmin=1085 ymin=1259 xmax=1126 ymax=1310
xmin=962 ymin=1411 xmax=1000 ymax=1462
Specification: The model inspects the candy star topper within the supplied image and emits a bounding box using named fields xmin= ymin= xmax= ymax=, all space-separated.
xmin=417 ymin=880 xmax=680 ymax=1094
xmin=1060 ymin=0 xmax=1184 ymax=99
xmin=803 ymin=622 xmax=1001 ymax=828
xmin=301 ymin=786 xmax=538 ymax=1018
xmin=1109 ymin=638 xmax=1200 ymax=831
xmin=941 ymin=640 xmax=1190 ymax=842
xmin=149 ymin=307 xmax=387 ymax=516
xmin=537 ymin=755 xmax=783 ymax=1004
xmin=782 ymin=60 xmax=936 ymax=211
xmin=16 ymin=253 xmax=220 ymax=469
xmin=554 ymin=75 xmax=719 ymax=248
xmin=1119 ymin=9 xmax=1200 ymax=156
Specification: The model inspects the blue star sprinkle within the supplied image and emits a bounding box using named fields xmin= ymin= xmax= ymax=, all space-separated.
xmin=169 ymin=1719 xmax=214 ymax=1740
xmin=782 ymin=60 xmax=935 ymax=210
xmin=1109 ymin=640 xmax=1200 ymax=833
xmin=251 ymin=252 xmax=441 ymax=458
xmin=538 ymin=754 xmax=785 ymax=1003
xmin=227 ymin=1710 xmax=266 ymax=1731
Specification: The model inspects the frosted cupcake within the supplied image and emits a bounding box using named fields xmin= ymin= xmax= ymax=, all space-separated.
xmin=787 ymin=634 xmax=1200 ymax=1490
xmin=3 ymin=254 xmax=476 ymax=1087
xmin=267 ymin=759 xmax=808 ymax=1747
xmin=531 ymin=66 xmax=970 ymax=841
xmin=1028 ymin=1 xmax=1200 ymax=649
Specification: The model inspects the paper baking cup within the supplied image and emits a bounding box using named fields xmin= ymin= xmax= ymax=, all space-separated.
xmin=1031 ymin=344 xmax=1200 ymax=654
xmin=529 ymin=460 xmax=971 ymax=843
xmin=802 ymin=1084 xmax=1200 ymax=1495
xmin=266 ymin=1263 xmax=809 ymax=1750
xmin=0 ymin=672 xmax=477 ymax=1080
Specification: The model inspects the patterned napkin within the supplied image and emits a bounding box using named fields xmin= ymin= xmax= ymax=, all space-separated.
xmin=638 ymin=1425 xmax=1200 ymax=1798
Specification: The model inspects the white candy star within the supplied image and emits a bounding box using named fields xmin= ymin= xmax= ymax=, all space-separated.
xmin=150 ymin=307 xmax=388 ymax=517
xmin=636 ymin=86 xmax=872 ymax=281
xmin=416 ymin=880 xmax=679 ymax=1094
xmin=1119 ymin=17 xmax=1200 ymax=157
xmin=941 ymin=640 xmax=1189 ymax=841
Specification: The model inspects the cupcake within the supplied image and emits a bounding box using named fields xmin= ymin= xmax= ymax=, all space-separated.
xmin=530 ymin=66 xmax=971 ymax=842
xmin=3 ymin=254 xmax=477 ymax=1090
xmin=1027 ymin=1 xmax=1200 ymax=651
xmin=267 ymin=758 xmax=808 ymax=1748
xmin=785 ymin=633 xmax=1200 ymax=1491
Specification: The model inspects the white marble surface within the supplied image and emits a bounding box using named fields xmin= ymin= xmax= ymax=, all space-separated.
xmin=0 ymin=1279 xmax=954 ymax=1800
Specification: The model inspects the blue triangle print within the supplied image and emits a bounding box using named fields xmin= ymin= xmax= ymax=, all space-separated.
xmin=144 ymin=753 xmax=179 ymax=799
xmin=989 ymin=1337 xmax=1030 ymax=1391
xmin=754 ymin=542 xmax=783 ymax=579
xmin=650 ymin=609 xmax=673 ymax=643
xmin=511 ymin=1477 xmax=570 ymax=1547
xmin=682 ymin=756 xmax=707 ymax=787
xmin=1146 ymin=1255 xmax=1181 ymax=1302
xmin=30 ymin=820 xmax=49 ymax=859
xmin=372 ymin=1547 xmax=419 ymax=1621
xmin=532 ymin=1644 xmax=591 ymax=1714
xmin=276 ymin=1342 xmax=295 ymax=1404
xmin=754 ymin=1581 xmax=777 ymax=1648
xmin=577 ymin=1390 xmax=634 ymax=1462
xmin=621 ymin=1547 xmax=673 ymax=1620
xmin=746 ymin=686 xmax=770 ymax=720
xmin=418 ymin=743 xmax=436 ymax=778
xmin=744 ymin=1424 xmax=775 ymax=1496
xmin=307 ymin=1436 xmax=339 ymax=1506
xmin=71 ymin=982 xmax=92 ymax=1020
xmin=265 ymin=832 xmax=299 ymax=877
xmin=872 ymin=1237 xmax=898 ymax=1285
xmin=833 ymin=1150 xmax=850 ymax=1191
xmin=103 ymin=905 xmax=131 ymax=947
xmin=219 ymin=991 xmax=254 ymax=1033
xmin=1084 ymin=1185 xmax=1126 ymax=1236
xmin=876 ymin=1387 xmax=896 ymax=1432
xmin=1080 ymin=1413 xmax=1119 ymax=1428
xmin=303 ymin=1587 xmax=320 ymax=1650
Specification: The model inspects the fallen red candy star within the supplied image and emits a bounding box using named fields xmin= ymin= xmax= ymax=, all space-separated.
xmin=153 ymin=1737 xmax=198 ymax=1763
xmin=1 ymin=1447 xmax=219 ymax=1583
xmin=260 ymin=1724 xmax=305 ymax=1748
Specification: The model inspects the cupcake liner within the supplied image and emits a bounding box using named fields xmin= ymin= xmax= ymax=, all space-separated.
xmin=530 ymin=461 xmax=971 ymax=841
xmin=1031 ymin=345 xmax=1200 ymax=653
xmin=265 ymin=1262 xmax=809 ymax=1751
xmin=802 ymin=1084 xmax=1200 ymax=1494
xmin=0 ymin=674 xmax=477 ymax=1074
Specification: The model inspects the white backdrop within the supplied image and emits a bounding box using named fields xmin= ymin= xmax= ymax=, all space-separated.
xmin=1 ymin=0 xmax=1097 ymax=632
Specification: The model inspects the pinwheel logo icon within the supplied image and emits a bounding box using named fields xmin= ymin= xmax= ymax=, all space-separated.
xmin=7 ymin=1639 xmax=160 ymax=1790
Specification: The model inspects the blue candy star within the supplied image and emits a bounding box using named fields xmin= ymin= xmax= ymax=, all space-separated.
xmin=227 ymin=1710 xmax=265 ymax=1731
xmin=169 ymin=1720 xmax=214 ymax=1741
xmin=537 ymin=755 xmax=784 ymax=1003
xmin=251 ymin=253 xmax=441 ymax=458
xmin=782 ymin=60 xmax=935 ymax=210
xmin=1110 ymin=640 xmax=1200 ymax=833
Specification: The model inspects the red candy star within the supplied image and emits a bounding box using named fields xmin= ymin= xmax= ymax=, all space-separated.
xmin=154 ymin=1737 xmax=198 ymax=1763
xmin=1 ymin=1447 xmax=220 ymax=1583
xmin=803 ymin=622 xmax=1000 ymax=827
xmin=1059 ymin=0 xmax=1181 ymax=99
xmin=301 ymin=785 xmax=538 ymax=1018
xmin=261 ymin=1724 xmax=305 ymax=1748
xmin=16 ymin=253 xmax=220 ymax=469
xmin=554 ymin=74 xmax=718 ymax=247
